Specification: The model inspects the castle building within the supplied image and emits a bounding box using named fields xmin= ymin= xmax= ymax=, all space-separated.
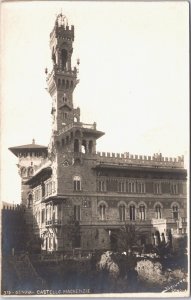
xmin=9 ymin=14 xmax=187 ymax=253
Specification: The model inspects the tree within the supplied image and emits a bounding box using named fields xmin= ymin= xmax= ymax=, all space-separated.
xmin=112 ymin=223 xmax=140 ymax=254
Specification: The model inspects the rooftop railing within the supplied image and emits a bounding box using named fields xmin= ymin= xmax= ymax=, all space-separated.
xmin=54 ymin=122 xmax=97 ymax=136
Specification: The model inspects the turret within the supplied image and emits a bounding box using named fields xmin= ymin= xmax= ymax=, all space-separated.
xmin=9 ymin=139 xmax=48 ymax=206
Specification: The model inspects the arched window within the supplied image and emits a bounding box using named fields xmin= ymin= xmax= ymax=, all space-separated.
xmin=61 ymin=49 xmax=68 ymax=70
xmin=99 ymin=204 xmax=106 ymax=220
xmin=62 ymin=79 xmax=65 ymax=88
xmin=82 ymin=140 xmax=87 ymax=153
xmin=89 ymin=140 xmax=93 ymax=153
xmin=28 ymin=194 xmax=33 ymax=208
xmin=119 ymin=204 xmax=125 ymax=221
xmin=21 ymin=167 xmax=26 ymax=177
xmin=28 ymin=167 xmax=34 ymax=177
xmin=74 ymin=139 xmax=80 ymax=153
xmin=139 ymin=205 xmax=146 ymax=220
xmin=66 ymin=80 xmax=69 ymax=89
xmin=130 ymin=205 xmax=136 ymax=221
xmin=73 ymin=176 xmax=81 ymax=191
xmin=58 ymin=78 xmax=61 ymax=87
xmin=172 ymin=205 xmax=179 ymax=220
xmin=155 ymin=204 xmax=162 ymax=219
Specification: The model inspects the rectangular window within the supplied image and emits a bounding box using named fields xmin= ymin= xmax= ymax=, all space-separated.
xmin=171 ymin=183 xmax=178 ymax=195
xmin=141 ymin=183 xmax=145 ymax=193
xmin=137 ymin=182 xmax=145 ymax=193
xmin=98 ymin=180 xmax=105 ymax=192
xmin=74 ymin=205 xmax=81 ymax=221
xmin=154 ymin=183 xmax=161 ymax=194
xmin=118 ymin=182 xmax=125 ymax=193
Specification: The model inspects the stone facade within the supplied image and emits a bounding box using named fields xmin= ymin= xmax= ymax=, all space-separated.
xmin=9 ymin=14 xmax=187 ymax=253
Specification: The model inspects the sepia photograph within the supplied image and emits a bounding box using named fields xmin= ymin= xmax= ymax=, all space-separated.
xmin=1 ymin=1 xmax=189 ymax=297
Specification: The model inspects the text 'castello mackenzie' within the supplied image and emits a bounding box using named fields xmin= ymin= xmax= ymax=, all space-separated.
xmin=9 ymin=14 xmax=187 ymax=253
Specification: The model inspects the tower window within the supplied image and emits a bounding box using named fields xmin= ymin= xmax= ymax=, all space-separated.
xmin=63 ymin=112 xmax=68 ymax=119
xmin=73 ymin=176 xmax=81 ymax=191
xmin=21 ymin=167 xmax=26 ymax=177
xmin=28 ymin=194 xmax=33 ymax=208
xmin=66 ymin=80 xmax=69 ymax=89
xmin=61 ymin=49 xmax=68 ymax=70
xmin=28 ymin=167 xmax=34 ymax=177
xmin=52 ymin=48 xmax=56 ymax=64
xmin=89 ymin=140 xmax=93 ymax=153
xmin=119 ymin=205 xmax=125 ymax=221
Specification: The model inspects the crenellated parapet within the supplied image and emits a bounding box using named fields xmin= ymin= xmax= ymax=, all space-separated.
xmin=50 ymin=14 xmax=74 ymax=41
xmin=96 ymin=151 xmax=184 ymax=168
xmin=2 ymin=203 xmax=25 ymax=211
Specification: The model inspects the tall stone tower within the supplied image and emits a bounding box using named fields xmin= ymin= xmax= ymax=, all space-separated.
xmin=46 ymin=13 xmax=104 ymax=169
xmin=47 ymin=14 xmax=80 ymax=133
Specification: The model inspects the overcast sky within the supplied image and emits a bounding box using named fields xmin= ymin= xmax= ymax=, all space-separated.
xmin=1 ymin=1 xmax=189 ymax=204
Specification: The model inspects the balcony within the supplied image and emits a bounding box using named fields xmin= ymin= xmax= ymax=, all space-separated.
xmin=45 ymin=219 xmax=62 ymax=227
xmin=54 ymin=122 xmax=97 ymax=136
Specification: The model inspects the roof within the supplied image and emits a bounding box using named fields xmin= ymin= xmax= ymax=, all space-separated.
xmin=9 ymin=140 xmax=48 ymax=156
